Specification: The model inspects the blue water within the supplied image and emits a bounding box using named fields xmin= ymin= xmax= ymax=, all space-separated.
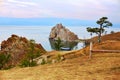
xmin=0 ymin=26 xmax=119 ymax=51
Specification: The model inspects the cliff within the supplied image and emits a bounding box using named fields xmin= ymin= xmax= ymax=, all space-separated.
xmin=49 ymin=24 xmax=79 ymax=41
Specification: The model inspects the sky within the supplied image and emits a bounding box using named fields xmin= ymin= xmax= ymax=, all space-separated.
xmin=0 ymin=0 xmax=120 ymax=24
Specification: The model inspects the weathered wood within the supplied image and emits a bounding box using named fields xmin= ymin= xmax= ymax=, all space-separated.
xmin=91 ymin=50 xmax=120 ymax=53
xmin=89 ymin=42 xmax=93 ymax=59
xmin=89 ymin=42 xmax=120 ymax=59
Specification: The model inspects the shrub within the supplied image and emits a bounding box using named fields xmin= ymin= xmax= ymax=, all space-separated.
xmin=30 ymin=61 xmax=37 ymax=67
xmin=54 ymin=37 xmax=63 ymax=51
xmin=56 ymin=54 xmax=61 ymax=61
xmin=41 ymin=59 xmax=46 ymax=65
xmin=0 ymin=53 xmax=11 ymax=70
xmin=110 ymin=31 xmax=115 ymax=34
xmin=19 ymin=39 xmax=40 ymax=67
xmin=19 ymin=59 xmax=30 ymax=67
xmin=19 ymin=59 xmax=37 ymax=67
xmin=19 ymin=39 xmax=46 ymax=67
xmin=34 ymin=51 xmax=41 ymax=58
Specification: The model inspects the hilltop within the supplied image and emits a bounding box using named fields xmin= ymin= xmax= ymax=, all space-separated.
xmin=0 ymin=34 xmax=46 ymax=69
xmin=0 ymin=32 xmax=120 ymax=80
xmin=88 ymin=32 xmax=120 ymax=43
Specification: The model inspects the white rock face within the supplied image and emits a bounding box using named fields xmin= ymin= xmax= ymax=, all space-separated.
xmin=49 ymin=24 xmax=79 ymax=41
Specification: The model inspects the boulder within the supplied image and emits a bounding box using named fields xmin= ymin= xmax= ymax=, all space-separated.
xmin=49 ymin=24 xmax=79 ymax=41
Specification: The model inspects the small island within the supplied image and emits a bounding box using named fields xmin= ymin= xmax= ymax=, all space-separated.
xmin=49 ymin=23 xmax=79 ymax=50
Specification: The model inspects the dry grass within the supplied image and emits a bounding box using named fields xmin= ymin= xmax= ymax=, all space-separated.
xmin=87 ymin=32 xmax=120 ymax=44
xmin=0 ymin=52 xmax=120 ymax=80
xmin=0 ymin=32 xmax=120 ymax=80
xmin=93 ymin=41 xmax=120 ymax=50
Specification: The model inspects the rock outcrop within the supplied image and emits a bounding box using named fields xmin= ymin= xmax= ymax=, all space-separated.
xmin=49 ymin=24 xmax=79 ymax=41
xmin=0 ymin=34 xmax=46 ymax=66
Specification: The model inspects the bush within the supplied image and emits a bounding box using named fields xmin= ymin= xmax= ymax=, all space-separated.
xmin=30 ymin=61 xmax=37 ymax=67
xmin=19 ymin=59 xmax=30 ymax=67
xmin=0 ymin=53 xmax=11 ymax=70
xmin=33 ymin=50 xmax=41 ymax=58
xmin=19 ymin=39 xmax=41 ymax=67
xmin=56 ymin=54 xmax=62 ymax=61
xmin=54 ymin=37 xmax=63 ymax=51
xmin=110 ymin=31 xmax=115 ymax=34
xmin=19 ymin=59 xmax=37 ymax=67
xmin=41 ymin=59 xmax=46 ymax=65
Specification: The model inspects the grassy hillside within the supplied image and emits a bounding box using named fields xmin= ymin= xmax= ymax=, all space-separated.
xmin=89 ymin=32 xmax=120 ymax=43
xmin=0 ymin=52 xmax=120 ymax=80
xmin=0 ymin=32 xmax=120 ymax=80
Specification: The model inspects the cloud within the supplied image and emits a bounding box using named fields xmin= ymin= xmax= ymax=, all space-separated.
xmin=0 ymin=0 xmax=120 ymax=23
xmin=7 ymin=0 xmax=38 ymax=7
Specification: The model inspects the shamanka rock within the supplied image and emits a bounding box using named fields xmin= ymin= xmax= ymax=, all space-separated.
xmin=49 ymin=24 xmax=79 ymax=41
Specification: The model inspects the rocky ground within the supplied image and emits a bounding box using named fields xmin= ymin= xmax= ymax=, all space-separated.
xmin=0 ymin=34 xmax=46 ymax=68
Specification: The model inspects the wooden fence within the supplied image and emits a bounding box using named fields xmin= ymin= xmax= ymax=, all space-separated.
xmin=89 ymin=42 xmax=120 ymax=59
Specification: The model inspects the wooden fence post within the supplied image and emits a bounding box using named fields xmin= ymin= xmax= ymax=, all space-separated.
xmin=89 ymin=42 xmax=92 ymax=59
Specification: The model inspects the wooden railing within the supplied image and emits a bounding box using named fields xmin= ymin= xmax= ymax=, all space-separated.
xmin=89 ymin=42 xmax=120 ymax=59
xmin=91 ymin=50 xmax=120 ymax=53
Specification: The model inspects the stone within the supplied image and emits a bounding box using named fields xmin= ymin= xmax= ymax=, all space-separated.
xmin=49 ymin=24 xmax=79 ymax=41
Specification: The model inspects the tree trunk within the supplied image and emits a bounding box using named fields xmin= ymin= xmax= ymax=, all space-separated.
xmin=98 ymin=25 xmax=102 ymax=43
xmin=98 ymin=33 xmax=101 ymax=43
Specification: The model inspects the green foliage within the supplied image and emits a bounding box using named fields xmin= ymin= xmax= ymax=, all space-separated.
xmin=19 ymin=39 xmax=41 ymax=67
xmin=28 ymin=39 xmax=35 ymax=60
xmin=30 ymin=61 xmax=37 ymax=67
xmin=19 ymin=59 xmax=37 ymax=67
xmin=56 ymin=54 xmax=62 ymax=61
xmin=86 ymin=17 xmax=112 ymax=43
xmin=34 ymin=51 xmax=41 ymax=58
xmin=41 ymin=59 xmax=46 ymax=65
xmin=96 ymin=17 xmax=112 ymax=27
xmin=87 ymin=27 xmax=105 ymax=34
xmin=54 ymin=37 xmax=63 ymax=51
xmin=0 ymin=53 xmax=11 ymax=70
xmin=19 ymin=59 xmax=30 ymax=67
xmin=110 ymin=31 xmax=115 ymax=34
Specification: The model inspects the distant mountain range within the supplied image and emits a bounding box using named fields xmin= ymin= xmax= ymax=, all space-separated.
xmin=0 ymin=17 xmax=119 ymax=27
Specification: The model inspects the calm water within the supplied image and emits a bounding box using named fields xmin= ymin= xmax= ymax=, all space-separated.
xmin=0 ymin=26 xmax=119 ymax=51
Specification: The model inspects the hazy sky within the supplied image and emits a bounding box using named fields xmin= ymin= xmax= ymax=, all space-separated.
xmin=0 ymin=0 xmax=120 ymax=23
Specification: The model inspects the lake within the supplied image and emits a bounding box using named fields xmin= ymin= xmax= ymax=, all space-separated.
xmin=0 ymin=26 xmax=119 ymax=51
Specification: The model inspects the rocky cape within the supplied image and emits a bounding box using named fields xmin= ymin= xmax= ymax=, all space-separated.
xmin=49 ymin=24 xmax=79 ymax=41
xmin=0 ymin=34 xmax=46 ymax=67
